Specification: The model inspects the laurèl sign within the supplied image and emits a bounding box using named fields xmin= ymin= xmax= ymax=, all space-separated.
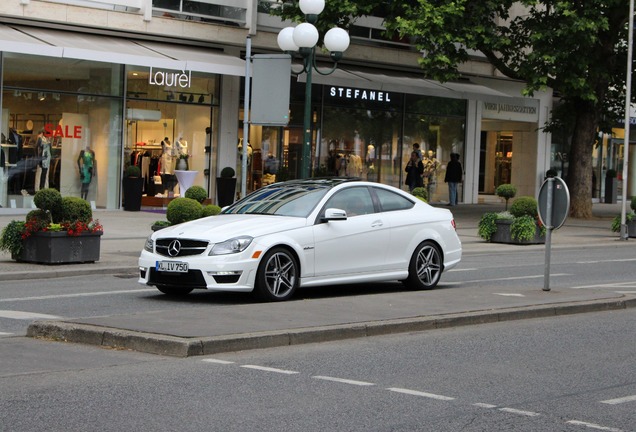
xmin=148 ymin=67 xmax=191 ymax=88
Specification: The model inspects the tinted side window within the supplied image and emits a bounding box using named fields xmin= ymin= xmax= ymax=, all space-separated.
xmin=324 ymin=187 xmax=375 ymax=217
xmin=374 ymin=188 xmax=415 ymax=212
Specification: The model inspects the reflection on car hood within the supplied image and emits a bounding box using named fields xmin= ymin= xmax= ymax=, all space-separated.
xmin=154 ymin=214 xmax=308 ymax=242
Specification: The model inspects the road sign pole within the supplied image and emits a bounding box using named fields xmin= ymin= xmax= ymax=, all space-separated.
xmin=543 ymin=178 xmax=554 ymax=292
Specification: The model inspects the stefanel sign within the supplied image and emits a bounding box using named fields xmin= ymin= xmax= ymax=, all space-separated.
xmin=44 ymin=123 xmax=83 ymax=139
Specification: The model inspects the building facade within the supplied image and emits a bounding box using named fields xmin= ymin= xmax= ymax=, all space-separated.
xmin=0 ymin=0 xmax=552 ymax=213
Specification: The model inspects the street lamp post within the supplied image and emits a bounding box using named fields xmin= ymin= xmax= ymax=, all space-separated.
xmin=277 ymin=0 xmax=350 ymax=179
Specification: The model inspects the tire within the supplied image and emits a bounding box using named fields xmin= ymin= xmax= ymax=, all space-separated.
xmin=404 ymin=241 xmax=443 ymax=290
xmin=156 ymin=285 xmax=194 ymax=296
xmin=254 ymin=247 xmax=299 ymax=301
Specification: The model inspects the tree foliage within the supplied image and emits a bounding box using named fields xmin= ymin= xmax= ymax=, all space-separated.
xmin=273 ymin=0 xmax=632 ymax=218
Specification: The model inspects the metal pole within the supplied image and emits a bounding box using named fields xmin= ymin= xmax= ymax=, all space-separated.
xmin=620 ymin=0 xmax=634 ymax=240
xmin=241 ymin=36 xmax=252 ymax=199
xmin=543 ymin=178 xmax=554 ymax=291
xmin=301 ymin=49 xmax=314 ymax=179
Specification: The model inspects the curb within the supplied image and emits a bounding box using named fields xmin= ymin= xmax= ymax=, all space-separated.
xmin=26 ymin=295 xmax=636 ymax=357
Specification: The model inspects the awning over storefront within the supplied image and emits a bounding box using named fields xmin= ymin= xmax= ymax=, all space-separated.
xmin=0 ymin=24 xmax=245 ymax=76
xmin=299 ymin=65 xmax=527 ymax=104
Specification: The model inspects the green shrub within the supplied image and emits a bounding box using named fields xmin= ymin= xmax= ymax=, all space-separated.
xmin=510 ymin=215 xmax=540 ymax=242
xmin=0 ymin=220 xmax=26 ymax=256
xmin=25 ymin=209 xmax=52 ymax=230
xmin=60 ymin=197 xmax=92 ymax=224
xmin=411 ymin=187 xmax=428 ymax=201
xmin=201 ymin=204 xmax=222 ymax=217
xmin=631 ymin=196 xmax=636 ymax=212
xmin=611 ymin=212 xmax=635 ymax=232
xmin=495 ymin=184 xmax=517 ymax=210
xmin=478 ymin=213 xmax=499 ymax=241
xmin=510 ymin=196 xmax=538 ymax=218
xmin=185 ymin=185 xmax=207 ymax=203
xmin=166 ymin=198 xmax=202 ymax=224
xmin=33 ymin=188 xmax=63 ymax=222
xmin=125 ymin=165 xmax=141 ymax=177
xmin=220 ymin=167 xmax=235 ymax=178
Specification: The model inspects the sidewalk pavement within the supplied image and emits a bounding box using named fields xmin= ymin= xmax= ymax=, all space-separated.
xmin=3 ymin=201 xmax=635 ymax=357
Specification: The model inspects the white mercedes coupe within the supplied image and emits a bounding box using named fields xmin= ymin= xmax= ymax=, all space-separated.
xmin=138 ymin=178 xmax=462 ymax=301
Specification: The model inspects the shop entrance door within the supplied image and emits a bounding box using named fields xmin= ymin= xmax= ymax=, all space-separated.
xmin=495 ymin=132 xmax=513 ymax=187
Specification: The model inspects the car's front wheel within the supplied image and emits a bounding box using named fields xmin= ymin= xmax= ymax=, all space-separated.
xmin=156 ymin=285 xmax=194 ymax=296
xmin=254 ymin=247 xmax=299 ymax=301
xmin=404 ymin=241 xmax=443 ymax=290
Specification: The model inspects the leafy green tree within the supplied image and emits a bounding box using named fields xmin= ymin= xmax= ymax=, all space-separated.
xmin=273 ymin=1 xmax=631 ymax=218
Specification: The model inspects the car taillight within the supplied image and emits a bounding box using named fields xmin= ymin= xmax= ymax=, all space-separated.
xmin=451 ymin=219 xmax=456 ymax=230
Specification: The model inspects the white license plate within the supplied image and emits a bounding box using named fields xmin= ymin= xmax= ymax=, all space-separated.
xmin=156 ymin=261 xmax=189 ymax=273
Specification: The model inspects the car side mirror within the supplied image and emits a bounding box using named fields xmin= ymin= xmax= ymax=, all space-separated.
xmin=323 ymin=208 xmax=347 ymax=222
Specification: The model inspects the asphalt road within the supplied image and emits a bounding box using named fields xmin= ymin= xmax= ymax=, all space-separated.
xmin=1 ymin=309 xmax=634 ymax=431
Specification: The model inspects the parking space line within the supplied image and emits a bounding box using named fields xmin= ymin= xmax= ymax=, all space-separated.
xmin=600 ymin=395 xmax=636 ymax=405
xmin=241 ymin=365 xmax=299 ymax=375
xmin=387 ymin=387 xmax=454 ymax=401
xmin=313 ymin=376 xmax=375 ymax=386
xmin=498 ymin=407 xmax=540 ymax=417
xmin=566 ymin=420 xmax=624 ymax=431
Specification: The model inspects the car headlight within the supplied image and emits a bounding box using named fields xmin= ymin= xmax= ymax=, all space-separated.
xmin=209 ymin=236 xmax=253 ymax=255
xmin=144 ymin=236 xmax=154 ymax=253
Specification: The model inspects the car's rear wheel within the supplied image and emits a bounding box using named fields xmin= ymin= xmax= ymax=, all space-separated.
xmin=254 ymin=247 xmax=298 ymax=301
xmin=404 ymin=241 xmax=443 ymax=290
xmin=156 ymin=285 xmax=194 ymax=296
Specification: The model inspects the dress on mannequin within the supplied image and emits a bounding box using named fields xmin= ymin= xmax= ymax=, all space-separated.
xmin=77 ymin=146 xmax=95 ymax=200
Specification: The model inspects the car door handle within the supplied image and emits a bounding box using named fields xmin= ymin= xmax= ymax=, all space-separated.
xmin=371 ymin=220 xmax=383 ymax=227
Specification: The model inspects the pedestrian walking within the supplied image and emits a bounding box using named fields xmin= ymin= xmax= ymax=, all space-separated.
xmin=444 ymin=153 xmax=463 ymax=205
xmin=405 ymin=151 xmax=424 ymax=192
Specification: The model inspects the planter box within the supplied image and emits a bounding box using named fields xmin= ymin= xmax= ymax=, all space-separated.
xmin=629 ymin=220 xmax=636 ymax=238
xmin=491 ymin=219 xmax=545 ymax=245
xmin=13 ymin=231 xmax=103 ymax=264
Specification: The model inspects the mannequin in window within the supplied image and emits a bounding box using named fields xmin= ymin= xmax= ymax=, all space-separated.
xmin=37 ymin=129 xmax=52 ymax=190
xmin=77 ymin=146 xmax=95 ymax=200
xmin=161 ymin=137 xmax=173 ymax=174
xmin=175 ymin=137 xmax=188 ymax=170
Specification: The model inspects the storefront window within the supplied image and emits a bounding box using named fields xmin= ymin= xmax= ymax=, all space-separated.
xmin=125 ymin=66 xmax=219 ymax=201
xmin=403 ymin=95 xmax=466 ymax=202
xmin=1 ymin=54 xmax=123 ymax=209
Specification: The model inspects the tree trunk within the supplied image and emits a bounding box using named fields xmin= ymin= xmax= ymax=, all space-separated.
xmin=567 ymin=107 xmax=597 ymax=219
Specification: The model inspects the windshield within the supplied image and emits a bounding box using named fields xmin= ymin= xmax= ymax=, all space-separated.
xmin=223 ymin=184 xmax=330 ymax=217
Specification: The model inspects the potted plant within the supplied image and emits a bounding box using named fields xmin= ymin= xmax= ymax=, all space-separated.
xmin=495 ymin=183 xmax=517 ymax=210
xmin=411 ymin=186 xmax=428 ymax=202
xmin=478 ymin=195 xmax=545 ymax=244
xmin=216 ymin=166 xmax=237 ymax=208
xmin=610 ymin=196 xmax=636 ymax=238
xmin=0 ymin=188 xmax=103 ymax=264
xmin=604 ymin=169 xmax=618 ymax=204
xmin=150 ymin=186 xmax=221 ymax=231
xmin=122 ymin=165 xmax=144 ymax=211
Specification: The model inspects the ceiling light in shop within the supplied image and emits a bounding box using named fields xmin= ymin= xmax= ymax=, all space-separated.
xmin=179 ymin=93 xmax=187 ymax=102
xmin=188 ymin=94 xmax=194 ymax=103
xmin=198 ymin=94 xmax=205 ymax=103
xmin=38 ymin=92 xmax=46 ymax=101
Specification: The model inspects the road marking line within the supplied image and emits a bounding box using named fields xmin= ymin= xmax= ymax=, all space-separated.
xmin=241 ymin=365 xmax=299 ymax=375
xmin=448 ymin=268 xmax=477 ymax=272
xmin=493 ymin=293 xmax=525 ymax=297
xmin=600 ymin=395 xmax=636 ymax=405
xmin=313 ymin=376 xmax=375 ymax=386
xmin=0 ymin=310 xmax=62 ymax=320
xmin=387 ymin=387 xmax=454 ymax=401
xmin=498 ymin=407 xmax=540 ymax=417
xmin=0 ymin=332 xmax=14 ymax=336
xmin=201 ymin=359 xmax=234 ymax=365
xmin=473 ymin=403 xmax=497 ymax=408
xmin=577 ymin=258 xmax=636 ymax=264
xmin=566 ymin=420 xmax=624 ymax=431
xmin=571 ymin=282 xmax=636 ymax=290
xmin=0 ymin=289 xmax=156 ymax=302
xmin=460 ymin=274 xmax=569 ymax=284
xmin=615 ymin=291 xmax=636 ymax=294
